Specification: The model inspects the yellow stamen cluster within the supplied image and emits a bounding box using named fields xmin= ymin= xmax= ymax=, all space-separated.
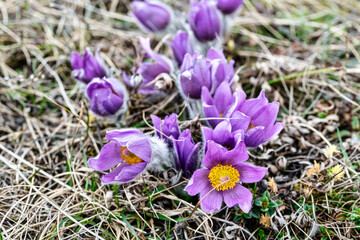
xmin=247 ymin=123 xmax=255 ymax=131
xmin=120 ymin=147 xmax=143 ymax=165
xmin=219 ymin=113 xmax=223 ymax=118
xmin=208 ymin=165 xmax=240 ymax=191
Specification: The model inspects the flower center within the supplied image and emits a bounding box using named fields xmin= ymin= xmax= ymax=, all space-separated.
xmin=219 ymin=113 xmax=223 ymax=118
xmin=247 ymin=122 xmax=255 ymax=131
xmin=120 ymin=147 xmax=143 ymax=165
xmin=208 ymin=165 xmax=240 ymax=191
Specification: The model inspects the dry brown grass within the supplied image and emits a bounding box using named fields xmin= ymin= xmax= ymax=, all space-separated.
xmin=0 ymin=0 xmax=360 ymax=239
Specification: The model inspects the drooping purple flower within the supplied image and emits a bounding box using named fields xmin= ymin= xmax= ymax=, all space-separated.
xmin=207 ymin=48 xmax=235 ymax=92
xmin=216 ymin=0 xmax=243 ymax=14
xmin=86 ymin=77 xmax=128 ymax=118
xmin=137 ymin=37 xmax=172 ymax=94
xmin=171 ymin=31 xmax=194 ymax=66
xmin=202 ymin=120 xmax=247 ymax=159
xmin=237 ymin=90 xmax=284 ymax=148
xmin=202 ymin=81 xmax=250 ymax=128
xmin=151 ymin=113 xmax=180 ymax=144
xmin=185 ymin=141 xmax=267 ymax=213
xmin=180 ymin=53 xmax=212 ymax=99
xmin=71 ymin=49 xmax=109 ymax=84
xmin=130 ymin=0 xmax=171 ymax=32
xmin=173 ymin=130 xmax=200 ymax=178
xmin=188 ymin=0 xmax=222 ymax=42
xmin=89 ymin=129 xmax=151 ymax=183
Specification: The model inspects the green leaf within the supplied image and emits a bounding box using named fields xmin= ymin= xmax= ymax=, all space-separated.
xmin=352 ymin=116 xmax=359 ymax=130
xmin=255 ymin=197 xmax=262 ymax=207
xmin=263 ymin=191 xmax=271 ymax=199
xmin=121 ymin=211 xmax=140 ymax=240
xmin=269 ymin=202 xmax=277 ymax=209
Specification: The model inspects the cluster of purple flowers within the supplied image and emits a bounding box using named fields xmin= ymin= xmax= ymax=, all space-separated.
xmin=70 ymin=49 xmax=128 ymax=119
xmin=69 ymin=0 xmax=284 ymax=214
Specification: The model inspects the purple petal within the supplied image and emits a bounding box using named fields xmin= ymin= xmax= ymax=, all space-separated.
xmin=217 ymin=0 xmax=243 ymax=15
xmin=238 ymin=90 xmax=268 ymax=118
xmin=184 ymin=142 xmax=200 ymax=177
xmin=252 ymin=102 xmax=280 ymax=129
xmin=115 ymin=162 xmax=147 ymax=182
xmin=213 ymin=82 xmax=233 ymax=114
xmin=101 ymin=162 xmax=127 ymax=183
xmin=126 ymin=138 xmax=151 ymax=163
xmin=244 ymin=126 xmax=265 ymax=148
xmin=223 ymin=184 xmax=252 ymax=213
xmin=229 ymin=111 xmax=251 ymax=132
xmin=211 ymin=120 xmax=234 ymax=148
xmin=131 ymin=2 xmax=171 ymax=32
xmin=200 ymin=184 xmax=223 ymax=213
xmin=264 ymin=122 xmax=284 ymax=142
xmin=106 ymin=129 xmax=144 ymax=143
xmin=151 ymin=114 xmax=162 ymax=139
xmin=223 ymin=141 xmax=248 ymax=164
xmin=71 ymin=52 xmax=84 ymax=69
xmin=88 ymin=141 xmax=123 ymax=171
xmin=185 ymin=168 xmax=211 ymax=195
xmin=234 ymin=163 xmax=268 ymax=183
xmin=202 ymin=141 xmax=225 ymax=169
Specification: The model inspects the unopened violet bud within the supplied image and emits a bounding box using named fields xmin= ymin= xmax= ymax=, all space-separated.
xmin=88 ymin=128 xmax=172 ymax=184
xmin=86 ymin=77 xmax=128 ymax=118
xmin=188 ymin=0 xmax=222 ymax=42
xmin=216 ymin=0 xmax=243 ymax=14
xmin=171 ymin=31 xmax=194 ymax=66
xmin=137 ymin=37 xmax=172 ymax=94
xmin=71 ymin=49 xmax=109 ymax=84
xmin=131 ymin=0 xmax=171 ymax=32
xmin=151 ymin=113 xmax=180 ymax=144
xmin=180 ymin=53 xmax=212 ymax=99
xmin=173 ymin=130 xmax=200 ymax=178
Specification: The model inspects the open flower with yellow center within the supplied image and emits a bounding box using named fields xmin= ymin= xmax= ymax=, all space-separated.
xmin=185 ymin=141 xmax=268 ymax=213
xmin=89 ymin=129 xmax=153 ymax=183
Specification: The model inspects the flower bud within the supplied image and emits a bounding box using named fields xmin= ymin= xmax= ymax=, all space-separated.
xmin=180 ymin=53 xmax=212 ymax=99
xmin=188 ymin=0 xmax=222 ymax=42
xmin=216 ymin=0 xmax=243 ymax=14
xmin=131 ymin=0 xmax=171 ymax=32
xmin=71 ymin=49 xmax=109 ymax=84
xmin=86 ymin=77 xmax=128 ymax=118
xmin=171 ymin=31 xmax=193 ymax=66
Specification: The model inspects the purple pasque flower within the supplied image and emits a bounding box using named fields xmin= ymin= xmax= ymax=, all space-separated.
xmin=207 ymin=48 xmax=235 ymax=92
xmin=173 ymin=130 xmax=200 ymax=178
xmin=71 ymin=49 xmax=109 ymax=84
xmin=202 ymin=120 xmax=247 ymax=158
xmin=237 ymin=90 xmax=284 ymax=148
xmin=188 ymin=0 xmax=222 ymax=42
xmin=171 ymin=31 xmax=194 ymax=66
xmin=130 ymin=0 xmax=171 ymax=32
xmin=151 ymin=113 xmax=180 ymax=144
xmin=216 ymin=0 xmax=243 ymax=14
xmin=137 ymin=37 xmax=172 ymax=94
xmin=180 ymin=53 xmax=212 ymax=99
xmin=185 ymin=141 xmax=267 ymax=213
xmin=88 ymin=129 xmax=151 ymax=183
xmin=86 ymin=77 xmax=128 ymax=118
xmin=202 ymin=81 xmax=250 ymax=129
